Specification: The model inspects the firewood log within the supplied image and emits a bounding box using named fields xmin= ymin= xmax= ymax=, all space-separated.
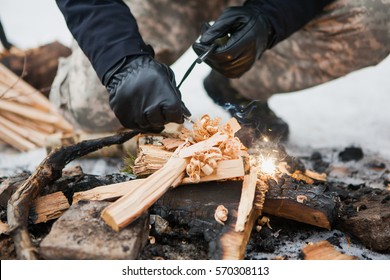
xmin=31 ymin=192 xmax=70 ymax=224
xmin=302 ymin=240 xmax=357 ymax=260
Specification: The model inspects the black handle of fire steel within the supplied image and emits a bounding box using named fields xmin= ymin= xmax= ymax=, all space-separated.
xmin=177 ymin=43 xmax=217 ymax=90
xmin=178 ymin=35 xmax=229 ymax=123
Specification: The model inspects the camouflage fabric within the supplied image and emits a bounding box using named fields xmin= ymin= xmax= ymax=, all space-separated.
xmin=50 ymin=41 xmax=122 ymax=133
xmin=50 ymin=0 xmax=390 ymax=132
xmin=231 ymin=0 xmax=390 ymax=100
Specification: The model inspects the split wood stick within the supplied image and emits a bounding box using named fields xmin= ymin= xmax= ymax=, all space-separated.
xmin=0 ymin=99 xmax=73 ymax=132
xmin=0 ymin=83 xmax=38 ymax=107
xmin=0 ymin=63 xmax=52 ymax=111
xmin=0 ymin=115 xmax=47 ymax=146
xmin=73 ymin=159 xmax=245 ymax=203
xmin=220 ymin=208 xmax=262 ymax=260
xmin=181 ymin=158 xmax=245 ymax=184
xmin=161 ymin=138 xmax=186 ymax=151
xmin=1 ymin=111 xmax=56 ymax=134
xmin=302 ymin=240 xmax=357 ymax=260
xmin=0 ymin=121 xmax=36 ymax=151
xmin=179 ymin=132 xmax=228 ymax=158
xmin=101 ymin=155 xmax=189 ymax=231
xmin=225 ymin=117 xmax=241 ymax=134
xmin=0 ymin=99 xmax=60 ymax=124
xmin=0 ymin=220 xmax=9 ymax=235
xmin=31 ymin=192 xmax=70 ymax=224
xmin=72 ymin=179 xmax=145 ymax=204
xmin=235 ymin=168 xmax=257 ymax=232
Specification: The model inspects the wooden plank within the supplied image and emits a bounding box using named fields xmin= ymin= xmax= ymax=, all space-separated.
xmin=235 ymin=168 xmax=257 ymax=232
xmin=31 ymin=192 xmax=70 ymax=224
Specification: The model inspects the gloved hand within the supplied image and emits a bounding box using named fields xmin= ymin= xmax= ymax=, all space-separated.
xmin=193 ymin=2 xmax=274 ymax=78
xmin=103 ymin=55 xmax=191 ymax=132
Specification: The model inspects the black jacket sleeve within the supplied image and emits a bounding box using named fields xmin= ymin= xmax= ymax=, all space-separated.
xmin=254 ymin=0 xmax=335 ymax=46
xmin=56 ymin=0 xmax=154 ymax=82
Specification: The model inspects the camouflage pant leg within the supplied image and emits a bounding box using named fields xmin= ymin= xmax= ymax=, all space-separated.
xmin=230 ymin=0 xmax=390 ymax=101
xmin=50 ymin=41 xmax=122 ymax=133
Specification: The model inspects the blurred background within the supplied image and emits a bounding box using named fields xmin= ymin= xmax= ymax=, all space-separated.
xmin=1 ymin=0 xmax=390 ymax=158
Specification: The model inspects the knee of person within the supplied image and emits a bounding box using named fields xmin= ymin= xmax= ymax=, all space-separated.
xmin=70 ymin=105 xmax=123 ymax=133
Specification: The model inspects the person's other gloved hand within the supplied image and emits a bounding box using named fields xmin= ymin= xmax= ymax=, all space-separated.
xmin=193 ymin=2 xmax=274 ymax=78
xmin=103 ymin=55 xmax=191 ymax=132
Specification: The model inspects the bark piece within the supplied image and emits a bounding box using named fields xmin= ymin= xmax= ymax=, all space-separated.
xmin=101 ymin=155 xmax=188 ymax=231
xmin=263 ymin=179 xmax=339 ymax=230
xmin=0 ymin=172 xmax=29 ymax=207
xmin=39 ymin=201 xmax=149 ymax=260
xmin=31 ymin=192 xmax=70 ymax=224
xmin=302 ymin=240 xmax=357 ymax=260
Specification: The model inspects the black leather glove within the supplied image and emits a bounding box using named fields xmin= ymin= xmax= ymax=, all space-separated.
xmin=103 ymin=55 xmax=191 ymax=132
xmin=193 ymin=2 xmax=274 ymax=78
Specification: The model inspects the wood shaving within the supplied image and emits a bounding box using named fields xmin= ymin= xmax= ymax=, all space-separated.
xmin=192 ymin=114 xmax=222 ymax=142
xmin=214 ymin=205 xmax=228 ymax=225
xmin=254 ymin=178 xmax=269 ymax=211
xmin=186 ymin=148 xmax=223 ymax=183
xmin=296 ymin=195 xmax=308 ymax=204
xmin=183 ymin=115 xmax=246 ymax=183
xmin=291 ymin=170 xmax=314 ymax=185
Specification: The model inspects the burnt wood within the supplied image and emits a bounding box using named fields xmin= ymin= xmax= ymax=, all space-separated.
xmin=6 ymin=130 xmax=139 ymax=259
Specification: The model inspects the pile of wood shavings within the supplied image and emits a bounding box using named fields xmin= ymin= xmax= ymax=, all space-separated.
xmin=185 ymin=114 xmax=246 ymax=183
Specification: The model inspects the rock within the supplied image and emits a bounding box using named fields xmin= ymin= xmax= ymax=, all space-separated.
xmin=340 ymin=189 xmax=390 ymax=252
xmin=338 ymin=147 xmax=364 ymax=162
xmin=39 ymin=200 xmax=149 ymax=259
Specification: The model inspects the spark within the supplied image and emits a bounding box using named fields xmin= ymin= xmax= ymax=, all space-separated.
xmin=257 ymin=155 xmax=277 ymax=176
